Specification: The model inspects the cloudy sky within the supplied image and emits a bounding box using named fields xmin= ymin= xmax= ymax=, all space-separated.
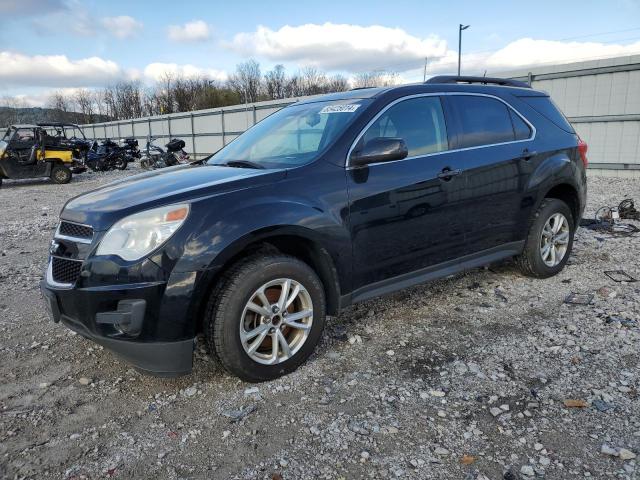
xmin=2 ymin=0 xmax=640 ymax=106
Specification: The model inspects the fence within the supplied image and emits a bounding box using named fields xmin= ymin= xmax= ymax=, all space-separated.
xmin=498 ymin=54 xmax=640 ymax=176
xmin=78 ymin=54 xmax=640 ymax=174
xmin=78 ymin=97 xmax=301 ymax=160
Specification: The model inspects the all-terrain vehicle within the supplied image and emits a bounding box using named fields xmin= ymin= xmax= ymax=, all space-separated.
xmin=0 ymin=124 xmax=88 ymax=187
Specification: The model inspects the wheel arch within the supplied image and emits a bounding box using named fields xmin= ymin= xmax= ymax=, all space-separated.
xmin=191 ymin=226 xmax=343 ymax=334
xmin=543 ymin=183 xmax=580 ymax=223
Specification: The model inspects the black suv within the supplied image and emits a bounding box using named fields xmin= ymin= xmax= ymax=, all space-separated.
xmin=41 ymin=76 xmax=587 ymax=382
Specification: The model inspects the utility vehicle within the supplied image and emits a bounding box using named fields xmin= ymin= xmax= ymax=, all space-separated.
xmin=42 ymin=77 xmax=587 ymax=381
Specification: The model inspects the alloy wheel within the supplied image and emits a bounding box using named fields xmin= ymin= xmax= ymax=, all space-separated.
xmin=539 ymin=212 xmax=570 ymax=267
xmin=239 ymin=278 xmax=313 ymax=365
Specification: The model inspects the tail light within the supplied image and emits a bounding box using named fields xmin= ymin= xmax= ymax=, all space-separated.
xmin=577 ymin=137 xmax=588 ymax=168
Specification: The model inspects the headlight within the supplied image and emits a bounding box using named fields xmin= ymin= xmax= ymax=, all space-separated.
xmin=96 ymin=204 xmax=190 ymax=261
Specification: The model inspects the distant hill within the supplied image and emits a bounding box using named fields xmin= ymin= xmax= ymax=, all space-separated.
xmin=0 ymin=107 xmax=111 ymax=128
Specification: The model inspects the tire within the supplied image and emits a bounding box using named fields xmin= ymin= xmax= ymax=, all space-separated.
xmin=50 ymin=165 xmax=72 ymax=184
xmin=115 ymin=158 xmax=128 ymax=170
xmin=516 ymin=198 xmax=575 ymax=278
xmin=205 ymin=254 xmax=326 ymax=382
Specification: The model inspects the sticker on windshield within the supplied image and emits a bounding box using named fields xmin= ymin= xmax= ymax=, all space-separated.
xmin=319 ymin=104 xmax=361 ymax=114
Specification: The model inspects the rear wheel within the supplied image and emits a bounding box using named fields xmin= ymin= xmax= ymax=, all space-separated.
xmin=205 ymin=254 xmax=326 ymax=382
xmin=516 ymin=198 xmax=574 ymax=278
xmin=115 ymin=157 xmax=128 ymax=170
xmin=50 ymin=165 xmax=72 ymax=184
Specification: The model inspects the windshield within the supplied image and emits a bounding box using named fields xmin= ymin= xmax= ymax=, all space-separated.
xmin=207 ymin=99 xmax=370 ymax=168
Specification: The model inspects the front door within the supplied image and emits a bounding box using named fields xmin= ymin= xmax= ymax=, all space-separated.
xmin=347 ymin=95 xmax=468 ymax=292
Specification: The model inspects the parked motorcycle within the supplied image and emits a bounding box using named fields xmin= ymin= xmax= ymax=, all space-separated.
xmin=86 ymin=139 xmax=128 ymax=171
xmin=140 ymin=137 xmax=189 ymax=169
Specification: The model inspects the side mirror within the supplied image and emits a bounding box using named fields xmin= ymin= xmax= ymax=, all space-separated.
xmin=350 ymin=137 xmax=408 ymax=167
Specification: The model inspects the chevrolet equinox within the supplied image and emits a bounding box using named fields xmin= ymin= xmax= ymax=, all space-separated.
xmin=41 ymin=76 xmax=588 ymax=382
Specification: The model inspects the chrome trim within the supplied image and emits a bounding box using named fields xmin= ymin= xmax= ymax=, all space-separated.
xmin=345 ymin=92 xmax=536 ymax=169
xmin=46 ymin=257 xmax=80 ymax=289
xmin=55 ymin=221 xmax=93 ymax=244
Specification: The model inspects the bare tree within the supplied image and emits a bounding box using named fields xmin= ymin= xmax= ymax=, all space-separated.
xmin=327 ymin=74 xmax=349 ymax=93
xmin=264 ymin=64 xmax=287 ymax=100
xmin=299 ymin=67 xmax=328 ymax=95
xmin=352 ymin=71 xmax=400 ymax=88
xmin=74 ymin=89 xmax=94 ymax=122
xmin=227 ymin=59 xmax=262 ymax=103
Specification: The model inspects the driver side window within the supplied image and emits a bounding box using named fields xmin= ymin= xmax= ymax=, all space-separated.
xmin=361 ymin=96 xmax=448 ymax=158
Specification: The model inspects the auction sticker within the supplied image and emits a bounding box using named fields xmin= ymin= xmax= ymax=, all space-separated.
xmin=319 ymin=104 xmax=361 ymax=114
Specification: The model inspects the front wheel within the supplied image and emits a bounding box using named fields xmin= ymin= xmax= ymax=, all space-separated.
xmin=205 ymin=254 xmax=326 ymax=382
xmin=50 ymin=165 xmax=72 ymax=184
xmin=516 ymin=198 xmax=575 ymax=278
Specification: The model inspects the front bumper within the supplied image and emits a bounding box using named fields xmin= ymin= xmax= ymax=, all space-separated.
xmin=40 ymin=277 xmax=196 ymax=377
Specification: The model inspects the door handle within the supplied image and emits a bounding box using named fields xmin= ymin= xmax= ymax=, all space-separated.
xmin=437 ymin=168 xmax=463 ymax=180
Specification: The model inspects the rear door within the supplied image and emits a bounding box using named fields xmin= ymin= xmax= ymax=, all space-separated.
xmin=347 ymin=95 xmax=468 ymax=292
xmin=444 ymin=94 xmax=535 ymax=254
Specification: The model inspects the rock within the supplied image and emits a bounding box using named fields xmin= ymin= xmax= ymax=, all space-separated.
xmin=534 ymin=443 xmax=543 ymax=451
xmin=592 ymin=399 xmax=614 ymax=412
xmin=222 ymin=430 xmax=231 ymax=439
xmin=244 ymin=386 xmax=260 ymax=396
xmin=386 ymin=350 xmax=395 ymax=356
xmin=309 ymin=426 xmax=320 ymax=435
xmin=520 ymin=465 xmax=535 ymax=476
xmin=539 ymin=456 xmax=551 ymax=466
xmin=430 ymin=389 xmax=446 ymax=397
xmin=434 ymin=447 xmax=449 ymax=456
xmin=619 ymin=449 xmax=636 ymax=461
xmin=490 ymin=407 xmax=503 ymax=417
xmin=601 ymin=444 xmax=619 ymax=456
xmin=360 ymin=451 xmax=370 ymax=461
xmin=221 ymin=404 xmax=257 ymax=423
xmin=78 ymin=377 xmax=91 ymax=385
xmin=69 ymin=433 xmax=81 ymax=440
xmin=183 ymin=386 xmax=197 ymax=397
xmin=38 ymin=382 xmax=49 ymax=389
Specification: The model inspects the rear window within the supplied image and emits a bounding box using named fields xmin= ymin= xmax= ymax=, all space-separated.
xmin=519 ymin=96 xmax=574 ymax=133
xmin=510 ymin=110 xmax=532 ymax=140
xmin=449 ymin=96 xmax=516 ymax=148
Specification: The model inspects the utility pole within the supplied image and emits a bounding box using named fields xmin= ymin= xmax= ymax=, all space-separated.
xmin=458 ymin=24 xmax=470 ymax=76
xmin=423 ymin=57 xmax=428 ymax=82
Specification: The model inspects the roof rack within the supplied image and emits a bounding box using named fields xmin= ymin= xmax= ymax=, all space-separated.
xmin=425 ymin=75 xmax=531 ymax=89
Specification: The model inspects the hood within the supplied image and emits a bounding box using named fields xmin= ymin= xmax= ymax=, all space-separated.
xmin=61 ymin=163 xmax=286 ymax=229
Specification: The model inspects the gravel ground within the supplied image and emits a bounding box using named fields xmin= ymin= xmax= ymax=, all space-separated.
xmin=0 ymin=167 xmax=639 ymax=480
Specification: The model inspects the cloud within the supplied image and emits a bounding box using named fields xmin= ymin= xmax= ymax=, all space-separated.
xmin=228 ymin=23 xmax=447 ymax=72
xmin=0 ymin=51 xmax=126 ymax=88
xmin=144 ymin=63 xmax=226 ymax=82
xmin=101 ymin=15 xmax=143 ymax=39
xmin=168 ymin=20 xmax=211 ymax=42
xmin=0 ymin=0 xmax=66 ymax=16
xmin=425 ymin=38 xmax=640 ymax=76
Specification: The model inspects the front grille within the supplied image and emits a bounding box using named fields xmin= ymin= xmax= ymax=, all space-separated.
xmin=51 ymin=257 xmax=82 ymax=285
xmin=59 ymin=221 xmax=93 ymax=240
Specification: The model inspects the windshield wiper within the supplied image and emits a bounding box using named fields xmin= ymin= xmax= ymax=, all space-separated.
xmin=217 ymin=160 xmax=265 ymax=169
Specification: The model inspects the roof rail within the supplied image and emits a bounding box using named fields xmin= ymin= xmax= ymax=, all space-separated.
xmin=425 ymin=75 xmax=531 ymax=89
